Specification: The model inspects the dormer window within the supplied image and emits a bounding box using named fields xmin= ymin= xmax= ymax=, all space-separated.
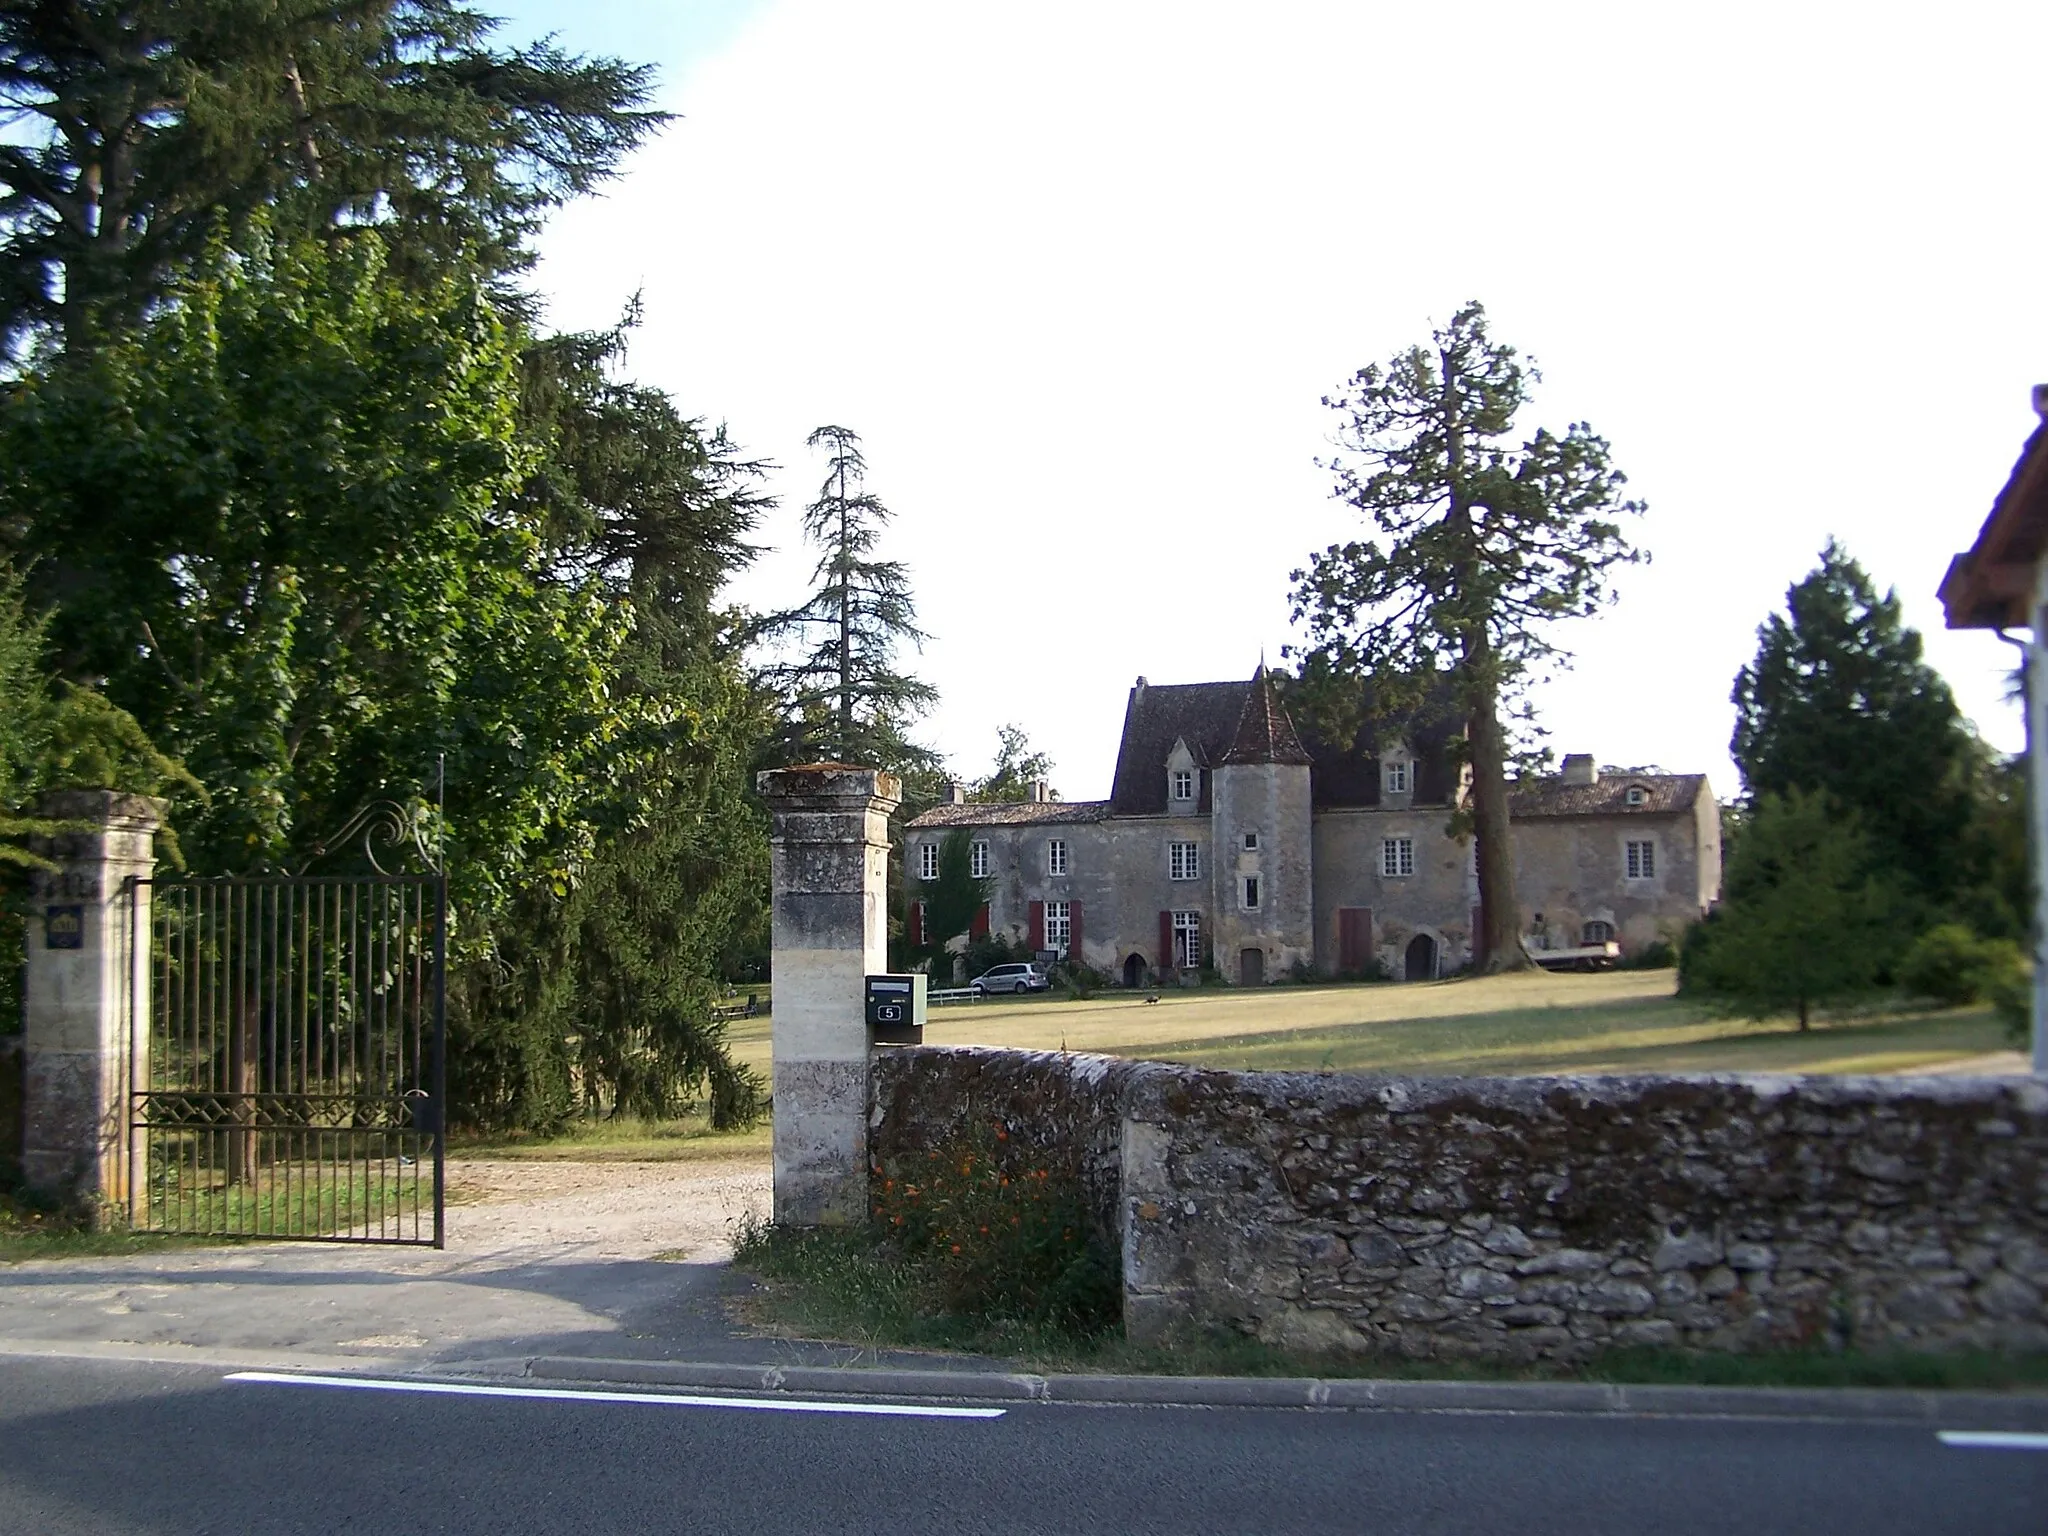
xmin=1625 ymin=785 xmax=1647 ymax=807
xmin=1383 ymin=760 xmax=1410 ymax=795
xmin=1243 ymin=831 xmax=1259 ymax=851
xmin=1172 ymin=768 xmax=1195 ymax=801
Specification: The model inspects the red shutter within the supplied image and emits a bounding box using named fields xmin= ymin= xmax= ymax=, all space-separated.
xmin=1069 ymin=901 xmax=1083 ymax=963
xmin=1028 ymin=900 xmax=1045 ymax=952
xmin=913 ymin=901 xmax=926 ymax=947
xmin=971 ymin=903 xmax=990 ymax=940
xmin=1159 ymin=910 xmax=1174 ymax=972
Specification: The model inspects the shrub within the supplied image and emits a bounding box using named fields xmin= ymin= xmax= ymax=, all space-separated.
xmin=870 ymin=1121 xmax=1118 ymax=1332
xmin=1618 ymin=938 xmax=1677 ymax=971
xmin=1897 ymin=923 xmax=2027 ymax=1009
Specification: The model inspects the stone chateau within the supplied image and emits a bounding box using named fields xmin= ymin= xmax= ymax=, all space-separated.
xmin=905 ymin=667 xmax=1721 ymax=985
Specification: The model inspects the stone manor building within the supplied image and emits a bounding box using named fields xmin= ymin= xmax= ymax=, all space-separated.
xmin=905 ymin=668 xmax=1721 ymax=985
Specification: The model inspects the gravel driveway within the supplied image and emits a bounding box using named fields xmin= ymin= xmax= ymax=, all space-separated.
xmin=0 ymin=1153 xmax=775 ymax=1367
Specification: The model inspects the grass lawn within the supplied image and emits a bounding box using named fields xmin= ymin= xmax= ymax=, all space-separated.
xmin=448 ymin=1114 xmax=771 ymax=1164
xmin=725 ymin=969 xmax=2013 ymax=1085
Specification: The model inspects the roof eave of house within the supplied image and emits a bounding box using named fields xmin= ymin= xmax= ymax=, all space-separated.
xmin=1942 ymin=418 xmax=2048 ymax=631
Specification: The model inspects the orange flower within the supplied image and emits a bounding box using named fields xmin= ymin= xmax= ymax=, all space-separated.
xmin=884 ymin=1179 xmax=895 ymax=1192
xmin=893 ymin=1215 xmax=903 ymax=1225
xmin=950 ymin=1244 xmax=961 ymax=1254
xmin=978 ymin=1225 xmax=989 ymax=1235
xmin=999 ymin=1176 xmax=1009 ymax=1187
xmin=996 ymin=1128 xmax=1008 ymax=1141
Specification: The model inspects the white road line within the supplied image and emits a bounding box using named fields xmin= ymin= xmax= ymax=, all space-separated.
xmin=1937 ymin=1431 xmax=2048 ymax=1451
xmin=224 ymin=1371 xmax=1006 ymax=1420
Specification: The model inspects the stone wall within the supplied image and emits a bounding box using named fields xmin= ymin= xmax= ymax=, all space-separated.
xmin=870 ymin=1047 xmax=2048 ymax=1360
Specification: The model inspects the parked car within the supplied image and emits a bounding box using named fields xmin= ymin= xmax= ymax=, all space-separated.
xmin=970 ymin=962 xmax=1049 ymax=996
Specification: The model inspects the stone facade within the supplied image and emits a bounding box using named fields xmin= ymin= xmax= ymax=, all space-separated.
xmin=906 ymin=669 xmax=1719 ymax=983
xmin=871 ymin=1046 xmax=2048 ymax=1361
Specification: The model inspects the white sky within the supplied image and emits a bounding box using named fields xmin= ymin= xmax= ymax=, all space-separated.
xmin=497 ymin=0 xmax=2047 ymax=802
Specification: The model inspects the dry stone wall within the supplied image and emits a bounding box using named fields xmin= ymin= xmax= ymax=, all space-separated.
xmin=869 ymin=1047 xmax=2048 ymax=1361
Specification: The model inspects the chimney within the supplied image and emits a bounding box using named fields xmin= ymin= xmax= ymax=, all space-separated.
xmin=1029 ymin=779 xmax=1048 ymax=803
xmin=1561 ymin=753 xmax=1598 ymax=787
xmin=947 ymin=781 xmax=966 ymax=805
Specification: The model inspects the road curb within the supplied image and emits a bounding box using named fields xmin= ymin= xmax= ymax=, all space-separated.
xmin=518 ymin=1355 xmax=2048 ymax=1427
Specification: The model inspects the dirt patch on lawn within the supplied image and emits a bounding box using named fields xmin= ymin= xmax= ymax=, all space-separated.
xmin=444 ymin=1155 xmax=771 ymax=1264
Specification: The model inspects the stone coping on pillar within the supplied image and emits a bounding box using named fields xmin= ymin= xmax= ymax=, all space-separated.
xmin=35 ymin=790 xmax=166 ymax=833
xmin=757 ymin=764 xmax=902 ymax=811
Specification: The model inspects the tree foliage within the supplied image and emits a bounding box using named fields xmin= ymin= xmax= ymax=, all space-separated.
xmin=1682 ymin=790 xmax=1904 ymax=1030
xmin=0 ymin=0 xmax=662 ymax=354
xmin=969 ymin=724 xmax=1056 ymax=803
xmin=918 ymin=828 xmax=993 ymax=962
xmin=1288 ymin=301 xmax=1645 ymax=970
xmin=1 ymin=230 xmax=771 ymax=1129
xmin=755 ymin=424 xmax=937 ymax=771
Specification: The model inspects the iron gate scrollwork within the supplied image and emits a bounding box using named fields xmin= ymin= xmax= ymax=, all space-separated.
xmin=130 ymin=802 xmax=446 ymax=1246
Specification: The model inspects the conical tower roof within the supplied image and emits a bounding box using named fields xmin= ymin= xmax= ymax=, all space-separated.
xmin=1219 ymin=664 xmax=1312 ymax=767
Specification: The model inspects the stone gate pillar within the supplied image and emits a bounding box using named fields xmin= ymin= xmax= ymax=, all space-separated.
xmin=758 ymin=765 xmax=899 ymax=1225
xmin=23 ymin=791 xmax=162 ymax=1219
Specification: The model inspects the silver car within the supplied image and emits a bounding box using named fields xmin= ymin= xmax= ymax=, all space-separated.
xmin=971 ymin=962 xmax=1049 ymax=996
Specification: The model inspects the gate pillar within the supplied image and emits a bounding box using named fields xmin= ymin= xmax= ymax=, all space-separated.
xmin=758 ymin=765 xmax=899 ymax=1225
xmin=22 ymin=792 xmax=161 ymax=1220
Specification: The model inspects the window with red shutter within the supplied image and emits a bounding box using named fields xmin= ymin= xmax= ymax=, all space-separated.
xmin=1028 ymin=900 xmax=1045 ymax=952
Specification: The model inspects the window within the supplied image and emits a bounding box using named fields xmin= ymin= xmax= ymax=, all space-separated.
xmin=1045 ymin=900 xmax=1071 ymax=954
xmin=1047 ymin=838 xmax=1068 ymax=876
xmin=1381 ymin=837 xmax=1415 ymax=878
xmin=1383 ymin=759 xmax=1411 ymax=794
xmin=1169 ymin=841 xmax=1201 ymax=881
xmin=1582 ymin=919 xmax=1615 ymax=944
xmin=917 ymin=842 xmax=939 ymax=881
xmin=1242 ymin=831 xmax=1259 ymax=851
xmin=1172 ymin=910 xmax=1202 ymax=969
xmin=1625 ymin=785 xmax=1647 ymax=807
xmin=1172 ymin=768 xmax=1195 ymax=802
xmin=1243 ymin=875 xmax=1261 ymax=910
xmin=970 ymin=840 xmax=991 ymax=879
xmin=1626 ymin=840 xmax=1656 ymax=880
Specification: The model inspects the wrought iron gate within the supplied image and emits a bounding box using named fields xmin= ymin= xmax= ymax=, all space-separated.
xmin=130 ymin=873 xmax=446 ymax=1246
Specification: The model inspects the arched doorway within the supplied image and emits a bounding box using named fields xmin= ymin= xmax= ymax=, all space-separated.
xmin=1122 ymin=953 xmax=1147 ymax=988
xmin=1239 ymin=948 xmax=1265 ymax=986
xmin=1404 ymin=933 xmax=1438 ymax=982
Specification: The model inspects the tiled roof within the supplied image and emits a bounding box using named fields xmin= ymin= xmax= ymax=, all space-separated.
xmin=1219 ymin=667 xmax=1313 ymax=766
xmin=906 ymin=800 xmax=1110 ymax=829
xmin=1509 ymin=773 xmax=1706 ymax=818
xmin=1108 ymin=680 xmax=1252 ymax=814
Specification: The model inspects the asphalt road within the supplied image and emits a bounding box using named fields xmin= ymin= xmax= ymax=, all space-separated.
xmin=0 ymin=1355 xmax=2040 ymax=1535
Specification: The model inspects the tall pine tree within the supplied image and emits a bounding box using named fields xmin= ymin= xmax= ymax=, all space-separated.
xmin=1289 ymin=303 xmax=1645 ymax=971
xmin=756 ymin=425 xmax=937 ymax=769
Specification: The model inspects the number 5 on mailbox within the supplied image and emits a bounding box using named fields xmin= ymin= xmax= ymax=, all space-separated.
xmin=865 ymin=973 xmax=926 ymax=1045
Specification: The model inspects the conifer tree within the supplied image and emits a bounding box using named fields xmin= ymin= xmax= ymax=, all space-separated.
xmin=1731 ymin=541 xmax=1982 ymax=917
xmin=0 ymin=0 xmax=660 ymax=353
xmin=1289 ymin=302 xmax=1645 ymax=971
xmin=756 ymin=425 xmax=937 ymax=769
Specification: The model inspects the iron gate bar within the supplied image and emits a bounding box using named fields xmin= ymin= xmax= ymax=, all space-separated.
xmin=131 ymin=873 xmax=445 ymax=1247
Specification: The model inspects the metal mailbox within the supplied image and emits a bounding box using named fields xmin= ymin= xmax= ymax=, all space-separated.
xmin=865 ymin=972 xmax=927 ymax=1045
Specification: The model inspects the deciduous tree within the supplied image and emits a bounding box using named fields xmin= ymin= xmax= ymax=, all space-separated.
xmin=1682 ymin=790 xmax=1904 ymax=1031
xmin=1289 ymin=302 xmax=1645 ymax=971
